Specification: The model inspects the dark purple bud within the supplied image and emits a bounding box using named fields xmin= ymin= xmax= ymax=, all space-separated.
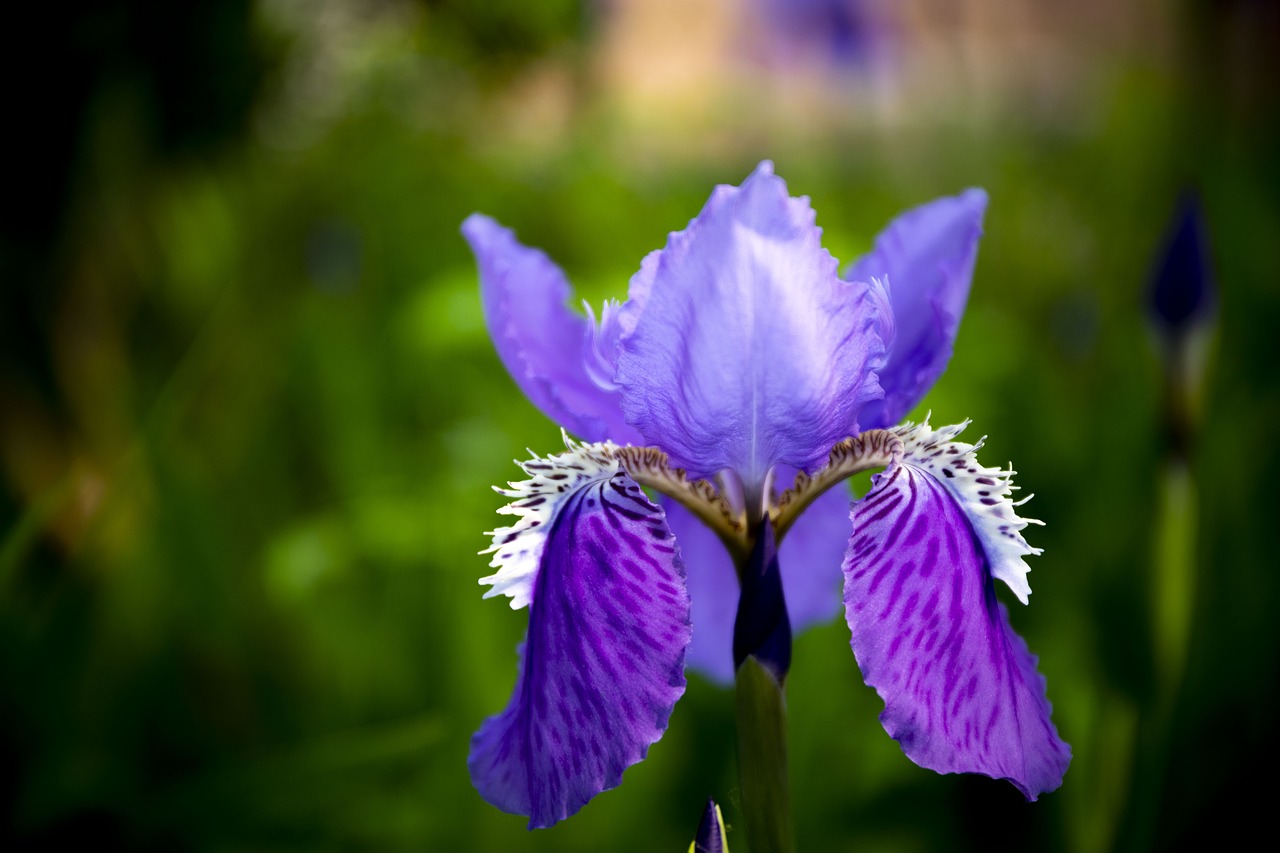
xmin=1147 ymin=190 xmax=1216 ymax=334
xmin=692 ymin=797 xmax=728 ymax=853
xmin=1147 ymin=190 xmax=1217 ymax=462
xmin=733 ymin=520 xmax=792 ymax=684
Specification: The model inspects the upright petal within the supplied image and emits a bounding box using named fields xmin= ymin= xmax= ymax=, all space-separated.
xmin=462 ymin=214 xmax=641 ymax=444
xmin=842 ymin=420 xmax=1069 ymax=799
xmin=616 ymin=162 xmax=887 ymax=487
xmin=666 ymin=499 xmax=740 ymax=683
xmin=470 ymin=438 xmax=692 ymax=827
xmin=670 ymin=483 xmax=851 ymax=684
xmin=848 ymin=189 xmax=987 ymax=429
xmin=772 ymin=464 xmax=856 ymax=627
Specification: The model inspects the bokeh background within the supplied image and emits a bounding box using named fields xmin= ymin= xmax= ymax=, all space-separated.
xmin=3 ymin=0 xmax=1279 ymax=850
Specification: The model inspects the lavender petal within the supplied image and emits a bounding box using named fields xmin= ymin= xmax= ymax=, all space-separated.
xmin=773 ymin=465 xmax=854 ymax=632
xmin=848 ymin=189 xmax=987 ymax=429
xmin=462 ymin=214 xmax=640 ymax=444
xmin=664 ymin=499 xmax=740 ymax=684
xmin=616 ymin=162 xmax=887 ymax=487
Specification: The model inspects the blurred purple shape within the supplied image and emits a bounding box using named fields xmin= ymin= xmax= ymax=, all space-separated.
xmin=755 ymin=0 xmax=892 ymax=71
xmin=1147 ymin=191 xmax=1216 ymax=335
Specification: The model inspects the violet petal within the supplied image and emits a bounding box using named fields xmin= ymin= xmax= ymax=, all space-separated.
xmin=848 ymin=189 xmax=987 ymax=429
xmin=842 ymin=422 xmax=1069 ymax=799
xmin=471 ymin=439 xmax=691 ymax=827
xmin=462 ymin=214 xmax=640 ymax=444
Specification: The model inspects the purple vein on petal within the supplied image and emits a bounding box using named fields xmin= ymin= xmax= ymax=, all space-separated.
xmin=471 ymin=438 xmax=691 ymax=827
xmin=842 ymin=420 xmax=1068 ymax=800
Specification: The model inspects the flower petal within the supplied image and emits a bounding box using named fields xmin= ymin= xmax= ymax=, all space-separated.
xmin=842 ymin=420 xmax=1069 ymax=799
xmin=471 ymin=438 xmax=692 ymax=827
xmin=668 ymin=481 xmax=850 ymax=685
xmin=462 ymin=214 xmax=640 ymax=444
xmin=777 ymin=472 xmax=854 ymax=631
xmin=616 ymin=161 xmax=887 ymax=487
xmin=665 ymin=499 xmax=739 ymax=683
xmin=848 ymin=189 xmax=987 ymax=429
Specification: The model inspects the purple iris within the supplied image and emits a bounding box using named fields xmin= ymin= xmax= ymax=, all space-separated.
xmin=463 ymin=162 xmax=1070 ymax=829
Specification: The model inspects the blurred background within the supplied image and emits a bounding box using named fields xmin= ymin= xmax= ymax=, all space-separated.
xmin=3 ymin=0 xmax=1278 ymax=849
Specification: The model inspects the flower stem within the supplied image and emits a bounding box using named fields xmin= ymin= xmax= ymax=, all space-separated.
xmin=734 ymin=656 xmax=795 ymax=853
xmin=732 ymin=521 xmax=795 ymax=853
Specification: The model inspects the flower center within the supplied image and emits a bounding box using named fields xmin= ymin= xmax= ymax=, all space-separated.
xmin=615 ymin=429 xmax=903 ymax=565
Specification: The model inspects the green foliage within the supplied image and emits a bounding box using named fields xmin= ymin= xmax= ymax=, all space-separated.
xmin=3 ymin=2 xmax=1280 ymax=850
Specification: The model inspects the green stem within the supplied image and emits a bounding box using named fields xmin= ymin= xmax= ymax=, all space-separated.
xmin=734 ymin=655 xmax=795 ymax=853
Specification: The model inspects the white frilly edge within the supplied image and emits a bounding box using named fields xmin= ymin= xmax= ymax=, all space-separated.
xmin=479 ymin=432 xmax=621 ymax=610
xmin=893 ymin=417 xmax=1044 ymax=604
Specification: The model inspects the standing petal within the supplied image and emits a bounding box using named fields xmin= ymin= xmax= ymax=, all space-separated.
xmin=666 ymin=499 xmax=740 ymax=683
xmin=842 ymin=420 xmax=1069 ymax=799
xmin=776 ymin=476 xmax=855 ymax=640
xmin=470 ymin=439 xmax=692 ymax=827
xmin=616 ymin=162 xmax=887 ymax=486
xmin=462 ymin=215 xmax=641 ymax=444
xmin=669 ymin=483 xmax=851 ymax=684
xmin=848 ymin=189 xmax=987 ymax=429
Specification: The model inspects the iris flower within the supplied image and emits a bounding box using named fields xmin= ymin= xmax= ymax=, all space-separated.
xmin=463 ymin=162 xmax=1070 ymax=829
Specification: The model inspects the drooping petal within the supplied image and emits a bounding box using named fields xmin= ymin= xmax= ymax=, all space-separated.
xmin=462 ymin=214 xmax=641 ymax=444
xmin=848 ymin=189 xmax=988 ymax=429
xmin=470 ymin=438 xmax=692 ymax=827
xmin=842 ymin=420 xmax=1069 ymax=799
xmin=616 ymin=161 xmax=888 ymax=487
xmin=669 ymin=482 xmax=851 ymax=684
